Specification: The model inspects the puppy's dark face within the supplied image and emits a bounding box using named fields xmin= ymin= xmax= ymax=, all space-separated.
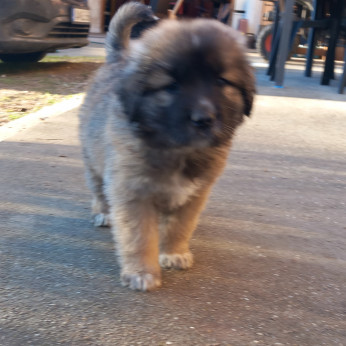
xmin=118 ymin=20 xmax=255 ymax=149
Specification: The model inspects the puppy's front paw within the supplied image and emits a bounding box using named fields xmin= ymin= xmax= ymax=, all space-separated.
xmin=121 ymin=272 xmax=162 ymax=291
xmin=93 ymin=213 xmax=111 ymax=227
xmin=159 ymin=252 xmax=193 ymax=269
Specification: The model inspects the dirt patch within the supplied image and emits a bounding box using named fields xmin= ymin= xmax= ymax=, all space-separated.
xmin=0 ymin=56 xmax=104 ymax=126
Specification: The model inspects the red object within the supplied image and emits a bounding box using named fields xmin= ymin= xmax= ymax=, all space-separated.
xmin=264 ymin=33 xmax=272 ymax=54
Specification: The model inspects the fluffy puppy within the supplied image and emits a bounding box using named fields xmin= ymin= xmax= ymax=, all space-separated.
xmin=79 ymin=2 xmax=255 ymax=291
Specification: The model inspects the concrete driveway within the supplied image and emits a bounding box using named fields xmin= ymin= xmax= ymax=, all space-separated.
xmin=0 ymin=53 xmax=346 ymax=345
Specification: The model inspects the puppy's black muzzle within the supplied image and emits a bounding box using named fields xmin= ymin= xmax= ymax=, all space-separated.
xmin=191 ymin=113 xmax=214 ymax=129
xmin=190 ymin=98 xmax=216 ymax=129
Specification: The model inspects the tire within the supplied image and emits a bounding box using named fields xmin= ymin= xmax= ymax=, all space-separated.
xmin=0 ymin=51 xmax=46 ymax=63
xmin=256 ymin=25 xmax=300 ymax=61
xmin=256 ymin=25 xmax=274 ymax=61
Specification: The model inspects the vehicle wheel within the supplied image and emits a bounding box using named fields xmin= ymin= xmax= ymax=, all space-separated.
xmin=0 ymin=51 xmax=46 ymax=63
xmin=256 ymin=25 xmax=300 ymax=61
xmin=256 ymin=25 xmax=274 ymax=61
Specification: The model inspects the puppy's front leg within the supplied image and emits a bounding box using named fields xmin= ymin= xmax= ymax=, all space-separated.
xmin=159 ymin=187 xmax=211 ymax=270
xmin=111 ymin=199 xmax=161 ymax=291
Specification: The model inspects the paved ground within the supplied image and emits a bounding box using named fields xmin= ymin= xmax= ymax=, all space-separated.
xmin=0 ymin=50 xmax=346 ymax=345
xmin=48 ymin=38 xmax=106 ymax=58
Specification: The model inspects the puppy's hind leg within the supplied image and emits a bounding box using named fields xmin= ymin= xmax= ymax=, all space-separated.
xmin=159 ymin=187 xmax=211 ymax=270
xmin=85 ymin=165 xmax=111 ymax=227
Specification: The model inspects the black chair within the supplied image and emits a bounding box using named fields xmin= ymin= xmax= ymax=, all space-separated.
xmin=305 ymin=0 xmax=345 ymax=86
xmin=267 ymin=0 xmax=346 ymax=92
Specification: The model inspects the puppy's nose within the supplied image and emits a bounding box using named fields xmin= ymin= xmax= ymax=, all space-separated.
xmin=191 ymin=99 xmax=216 ymax=129
xmin=191 ymin=112 xmax=214 ymax=128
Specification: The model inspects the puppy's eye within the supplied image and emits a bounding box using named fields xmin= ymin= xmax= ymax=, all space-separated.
xmin=216 ymin=77 xmax=243 ymax=93
xmin=216 ymin=77 xmax=229 ymax=87
xmin=163 ymin=81 xmax=179 ymax=92
xmin=143 ymin=81 xmax=179 ymax=96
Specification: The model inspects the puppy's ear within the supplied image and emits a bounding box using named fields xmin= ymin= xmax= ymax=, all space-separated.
xmin=242 ymin=68 xmax=256 ymax=117
xmin=228 ymin=69 xmax=255 ymax=116
xmin=243 ymin=86 xmax=255 ymax=117
xmin=227 ymin=29 xmax=256 ymax=116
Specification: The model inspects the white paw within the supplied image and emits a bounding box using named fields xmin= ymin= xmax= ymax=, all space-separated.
xmin=121 ymin=272 xmax=161 ymax=291
xmin=93 ymin=213 xmax=111 ymax=227
xmin=159 ymin=252 xmax=193 ymax=269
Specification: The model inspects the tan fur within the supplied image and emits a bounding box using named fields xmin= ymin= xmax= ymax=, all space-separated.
xmin=79 ymin=3 xmax=255 ymax=291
